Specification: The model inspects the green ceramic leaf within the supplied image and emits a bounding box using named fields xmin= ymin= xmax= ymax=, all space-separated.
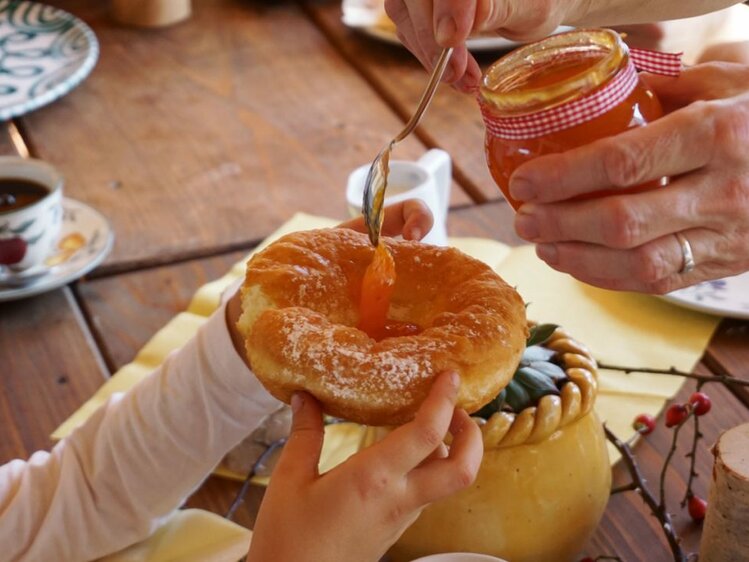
xmin=526 ymin=323 xmax=558 ymax=347
xmin=514 ymin=366 xmax=560 ymax=403
xmin=504 ymin=379 xmax=533 ymax=412
xmin=520 ymin=345 xmax=556 ymax=364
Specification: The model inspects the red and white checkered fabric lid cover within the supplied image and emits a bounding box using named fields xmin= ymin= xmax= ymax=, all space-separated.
xmin=480 ymin=48 xmax=683 ymax=141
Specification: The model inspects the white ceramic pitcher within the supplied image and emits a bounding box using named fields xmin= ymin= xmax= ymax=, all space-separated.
xmin=346 ymin=149 xmax=451 ymax=246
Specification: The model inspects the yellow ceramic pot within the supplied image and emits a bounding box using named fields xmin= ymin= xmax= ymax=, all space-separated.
xmin=387 ymin=327 xmax=611 ymax=562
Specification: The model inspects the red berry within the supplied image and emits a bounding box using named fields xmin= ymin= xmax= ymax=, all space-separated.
xmin=633 ymin=413 xmax=656 ymax=435
xmin=665 ymin=404 xmax=689 ymax=428
xmin=688 ymin=495 xmax=707 ymax=521
xmin=689 ymin=392 xmax=712 ymax=416
xmin=0 ymin=237 xmax=27 ymax=265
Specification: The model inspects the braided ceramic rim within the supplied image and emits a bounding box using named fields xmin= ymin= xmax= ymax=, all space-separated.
xmin=478 ymin=326 xmax=598 ymax=449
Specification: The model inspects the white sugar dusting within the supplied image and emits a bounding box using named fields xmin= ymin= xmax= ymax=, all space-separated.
xmin=280 ymin=319 xmax=444 ymax=401
xmin=295 ymin=270 xmax=327 ymax=301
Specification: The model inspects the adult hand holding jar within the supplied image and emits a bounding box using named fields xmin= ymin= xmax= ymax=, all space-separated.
xmin=385 ymin=0 xmax=749 ymax=294
xmin=510 ymin=62 xmax=749 ymax=293
xmin=384 ymin=0 xmax=746 ymax=92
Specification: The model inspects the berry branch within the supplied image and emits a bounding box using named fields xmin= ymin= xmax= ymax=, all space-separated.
xmin=595 ymin=389 xmax=712 ymax=562
xmin=658 ymin=405 xmax=693 ymax=511
xmin=681 ymin=390 xmax=710 ymax=520
xmin=604 ymin=425 xmax=687 ymax=562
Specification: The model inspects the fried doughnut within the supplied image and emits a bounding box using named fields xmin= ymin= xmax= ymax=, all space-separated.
xmin=238 ymin=228 xmax=527 ymax=426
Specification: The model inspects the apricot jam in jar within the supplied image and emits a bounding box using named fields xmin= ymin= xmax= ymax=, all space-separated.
xmin=479 ymin=28 xmax=664 ymax=209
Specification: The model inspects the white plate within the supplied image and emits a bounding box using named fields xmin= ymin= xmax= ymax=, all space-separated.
xmin=0 ymin=1 xmax=99 ymax=120
xmin=355 ymin=22 xmax=529 ymax=52
xmin=0 ymin=197 xmax=113 ymax=301
xmin=341 ymin=0 xmax=571 ymax=52
xmin=661 ymin=272 xmax=749 ymax=320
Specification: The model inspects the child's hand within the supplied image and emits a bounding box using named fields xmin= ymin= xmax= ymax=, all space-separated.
xmin=247 ymin=371 xmax=483 ymax=562
xmin=337 ymin=198 xmax=434 ymax=241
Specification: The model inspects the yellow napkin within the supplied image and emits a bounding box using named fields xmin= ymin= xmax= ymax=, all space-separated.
xmin=96 ymin=509 xmax=250 ymax=562
xmin=54 ymin=212 xmax=720 ymax=467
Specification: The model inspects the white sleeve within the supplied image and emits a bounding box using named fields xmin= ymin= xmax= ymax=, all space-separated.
xmin=0 ymin=300 xmax=281 ymax=561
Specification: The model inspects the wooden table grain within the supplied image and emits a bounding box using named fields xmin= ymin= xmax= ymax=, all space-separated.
xmin=22 ymin=0 xmax=470 ymax=274
xmin=1 ymin=1 xmax=748 ymax=561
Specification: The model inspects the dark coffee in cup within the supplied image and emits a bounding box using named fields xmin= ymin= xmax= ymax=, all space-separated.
xmin=0 ymin=178 xmax=50 ymax=212
xmin=0 ymin=157 xmax=64 ymax=269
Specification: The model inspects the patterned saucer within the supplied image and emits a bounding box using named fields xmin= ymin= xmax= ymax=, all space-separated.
xmin=661 ymin=272 xmax=749 ymax=320
xmin=0 ymin=1 xmax=98 ymax=120
xmin=0 ymin=197 xmax=113 ymax=302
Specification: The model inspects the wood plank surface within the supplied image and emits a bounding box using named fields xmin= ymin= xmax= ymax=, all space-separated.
xmin=76 ymin=251 xmax=244 ymax=370
xmin=22 ymin=0 xmax=469 ymax=274
xmin=304 ymin=0 xmax=507 ymax=203
xmin=704 ymin=319 xmax=749 ymax=406
xmin=0 ymin=288 xmax=108 ymax=462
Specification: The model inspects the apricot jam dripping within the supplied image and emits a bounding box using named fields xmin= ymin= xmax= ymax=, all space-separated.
xmin=358 ymin=242 xmax=421 ymax=341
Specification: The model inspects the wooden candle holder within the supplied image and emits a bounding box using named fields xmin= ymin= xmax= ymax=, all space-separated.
xmin=700 ymin=422 xmax=749 ymax=561
xmin=110 ymin=0 xmax=191 ymax=28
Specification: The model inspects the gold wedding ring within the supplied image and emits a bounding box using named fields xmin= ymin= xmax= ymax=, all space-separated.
xmin=675 ymin=232 xmax=696 ymax=274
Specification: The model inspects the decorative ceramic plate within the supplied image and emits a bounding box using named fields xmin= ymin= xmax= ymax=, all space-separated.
xmin=0 ymin=1 xmax=98 ymax=121
xmin=0 ymin=197 xmax=113 ymax=301
xmin=661 ymin=272 xmax=749 ymax=320
xmin=342 ymin=0 xmax=572 ymax=52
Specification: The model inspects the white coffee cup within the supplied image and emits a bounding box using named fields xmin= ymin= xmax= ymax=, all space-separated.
xmin=411 ymin=553 xmax=508 ymax=562
xmin=346 ymin=149 xmax=451 ymax=246
xmin=0 ymin=157 xmax=63 ymax=270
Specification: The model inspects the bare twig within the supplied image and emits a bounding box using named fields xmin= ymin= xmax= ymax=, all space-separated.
xmin=225 ymin=438 xmax=287 ymax=521
xmin=658 ymin=410 xmax=694 ymax=510
xmin=604 ymin=425 xmax=688 ymax=562
xmin=610 ymin=482 xmax=638 ymax=495
xmin=597 ymin=362 xmax=749 ymax=388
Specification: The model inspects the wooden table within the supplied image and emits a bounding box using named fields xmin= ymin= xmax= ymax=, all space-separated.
xmin=1 ymin=1 xmax=748 ymax=560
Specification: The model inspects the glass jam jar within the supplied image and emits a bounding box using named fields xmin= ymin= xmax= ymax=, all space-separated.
xmin=479 ymin=28 xmax=664 ymax=209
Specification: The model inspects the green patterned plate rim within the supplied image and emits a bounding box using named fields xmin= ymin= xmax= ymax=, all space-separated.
xmin=0 ymin=1 xmax=98 ymax=121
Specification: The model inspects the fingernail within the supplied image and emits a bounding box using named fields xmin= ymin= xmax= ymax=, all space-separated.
xmin=536 ymin=243 xmax=559 ymax=265
xmin=510 ymin=177 xmax=537 ymax=202
xmin=515 ymin=207 xmax=539 ymax=240
xmin=448 ymin=371 xmax=460 ymax=388
xmin=409 ymin=227 xmax=422 ymax=241
xmin=436 ymin=16 xmax=457 ymax=46
xmin=291 ymin=393 xmax=304 ymax=413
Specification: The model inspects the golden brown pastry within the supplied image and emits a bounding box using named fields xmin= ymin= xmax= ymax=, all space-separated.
xmin=238 ymin=228 xmax=527 ymax=426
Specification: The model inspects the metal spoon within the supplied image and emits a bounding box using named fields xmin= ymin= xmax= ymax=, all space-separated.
xmin=363 ymin=47 xmax=454 ymax=246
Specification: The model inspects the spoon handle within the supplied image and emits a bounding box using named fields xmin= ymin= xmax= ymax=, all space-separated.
xmin=362 ymin=47 xmax=453 ymax=247
xmin=393 ymin=47 xmax=453 ymax=145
